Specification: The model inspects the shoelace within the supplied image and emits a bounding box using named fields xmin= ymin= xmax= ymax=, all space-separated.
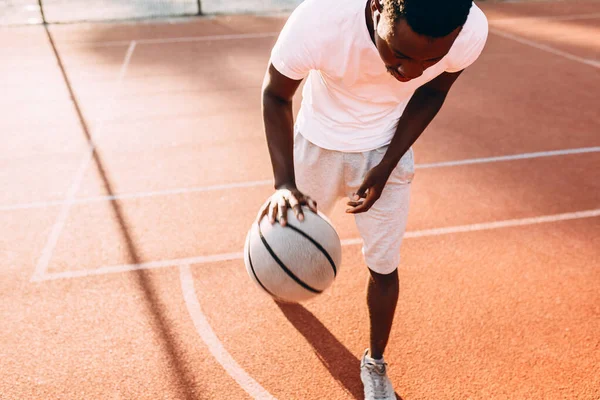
xmin=364 ymin=361 xmax=390 ymax=399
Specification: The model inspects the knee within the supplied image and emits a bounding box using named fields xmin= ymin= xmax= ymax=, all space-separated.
xmin=369 ymin=268 xmax=399 ymax=289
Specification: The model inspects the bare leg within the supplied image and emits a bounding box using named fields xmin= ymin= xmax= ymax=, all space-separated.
xmin=367 ymin=268 xmax=399 ymax=360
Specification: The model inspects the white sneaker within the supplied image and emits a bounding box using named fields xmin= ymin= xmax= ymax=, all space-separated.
xmin=360 ymin=349 xmax=396 ymax=400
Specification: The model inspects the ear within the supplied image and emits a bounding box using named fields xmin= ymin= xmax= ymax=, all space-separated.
xmin=372 ymin=0 xmax=383 ymax=13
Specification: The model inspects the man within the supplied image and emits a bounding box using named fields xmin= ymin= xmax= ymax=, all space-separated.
xmin=259 ymin=0 xmax=488 ymax=397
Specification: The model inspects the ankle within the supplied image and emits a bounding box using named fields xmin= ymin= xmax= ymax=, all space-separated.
xmin=368 ymin=349 xmax=384 ymax=362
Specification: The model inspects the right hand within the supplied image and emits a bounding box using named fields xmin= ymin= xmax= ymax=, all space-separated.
xmin=257 ymin=186 xmax=317 ymax=226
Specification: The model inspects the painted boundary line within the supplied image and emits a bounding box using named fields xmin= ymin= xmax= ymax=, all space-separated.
xmin=37 ymin=208 xmax=600 ymax=281
xmin=490 ymin=28 xmax=600 ymax=69
xmin=29 ymin=15 xmax=600 ymax=282
xmin=5 ymin=146 xmax=600 ymax=213
xmin=64 ymin=12 xmax=600 ymax=47
xmin=491 ymin=12 xmax=600 ymax=24
xmin=30 ymin=41 xmax=137 ymax=283
xmin=179 ymin=264 xmax=277 ymax=400
xmin=78 ymin=32 xmax=279 ymax=47
xmin=1 ymin=179 xmax=273 ymax=212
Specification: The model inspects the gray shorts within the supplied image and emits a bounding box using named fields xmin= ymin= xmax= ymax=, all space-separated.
xmin=294 ymin=133 xmax=415 ymax=275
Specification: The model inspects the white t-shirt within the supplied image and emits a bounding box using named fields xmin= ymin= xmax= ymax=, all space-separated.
xmin=270 ymin=0 xmax=489 ymax=152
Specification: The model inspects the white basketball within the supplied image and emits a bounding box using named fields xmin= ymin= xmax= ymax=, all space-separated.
xmin=244 ymin=205 xmax=342 ymax=303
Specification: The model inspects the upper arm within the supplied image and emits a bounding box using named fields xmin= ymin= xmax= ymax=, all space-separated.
xmin=421 ymin=70 xmax=463 ymax=94
xmin=262 ymin=63 xmax=303 ymax=103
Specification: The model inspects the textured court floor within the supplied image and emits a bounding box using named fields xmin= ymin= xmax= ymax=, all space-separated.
xmin=1 ymin=1 xmax=599 ymax=399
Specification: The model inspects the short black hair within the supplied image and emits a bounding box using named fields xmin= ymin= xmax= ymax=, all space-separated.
xmin=383 ymin=0 xmax=472 ymax=38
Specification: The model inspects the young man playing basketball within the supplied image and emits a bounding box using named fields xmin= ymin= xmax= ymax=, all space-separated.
xmin=259 ymin=0 xmax=488 ymax=397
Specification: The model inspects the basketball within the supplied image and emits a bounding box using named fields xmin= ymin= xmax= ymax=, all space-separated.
xmin=244 ymin=205 xmax=342 ymax=303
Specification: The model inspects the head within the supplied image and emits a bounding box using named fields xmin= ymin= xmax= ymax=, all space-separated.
xmin=370 ymin=0 xmax=472 ymax=81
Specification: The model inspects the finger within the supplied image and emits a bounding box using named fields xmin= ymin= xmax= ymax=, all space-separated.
xmin=346 ymin=200 xmax=372 ymax=214
xmin=306 ymin=197 xmax=318 ymax=213
xmin=355 ymin=180 xmax=371 ymax=199
xmin=268 ymin=201 xmax=278 ymax=224
xmin=346 ymin=191 xmax=378 ymax=214
xmin=278 ymin=197 xmax=288 ymax=226
xmin=355 ymin=188 xmax=368 ymax=200
xmin=346 ymin=200 xmax=364 ymax=207
xmin=288 ymin=195 xmax=304 ymax=221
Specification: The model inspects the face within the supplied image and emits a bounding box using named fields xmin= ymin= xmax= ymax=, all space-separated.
xmin=371 ymin=0 xmax=461 ymax=82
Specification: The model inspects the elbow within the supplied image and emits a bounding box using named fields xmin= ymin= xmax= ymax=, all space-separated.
xmin=262 ymin=88 xmax=293 ymax=108
xmin=417 ymin=85 xmax=448 ymax=100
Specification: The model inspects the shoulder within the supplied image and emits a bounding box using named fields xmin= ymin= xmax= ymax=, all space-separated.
xmin=454 ymin=3 xmax=489 ymax=51
xmin=271 ymin=0 xmax=354 ymax=79
xmin=445 ymin=3 xmax=489 ymax=72
xmin=464 ymin=3 xmax=489 ymax=41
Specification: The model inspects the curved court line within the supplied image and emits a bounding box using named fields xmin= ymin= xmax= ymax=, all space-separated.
xmin=179 ymin=264 xmax=278 ymax=400
xmin=6 ymin=146 xmax=600 ymax=213
xmin=38 ymin=208 xmax=600 ymax=281
xmin=30 ymin=41 xmax=137 ymax=283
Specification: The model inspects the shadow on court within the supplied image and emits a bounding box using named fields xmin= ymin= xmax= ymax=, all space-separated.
xmin=276 ymin=301 xmax=405 ymax=400
xmin=40 ymin=16 xmax=203 ymax=396
xmin=38 ymin=6 xmax=600 ymax=399
xmin=89 ymin=144 xmax=201 ymax=399
xmin=51 ymin=57 xmax=202 ymax=397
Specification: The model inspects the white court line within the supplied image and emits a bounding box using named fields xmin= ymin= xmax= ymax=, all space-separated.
xmin=0 ymin=179 xmax=273 ymax=212
xmin=491 ymin=12 xmax=600 ymax=24
xmin=341 ymin=208 xmax=600 ymax=245
xmin=70 ymin=11 xmax=600 ymax=47
xmin=30 ymin=41 xmax=137 ymax=283
xmin=179 ymin=264 xmax=277 ymax=400
xmin=178 ymin=204 xmax=600 ymax=400
xmin=416 ymin=146 xmax=600 ymax=169
xmin=27 ymin=20 xmax=600 ymax=281
xmin=38 ymin=208 xmax=600 ymax=281
xmin=84 ymin=32 xmax=279 ymax=47
xmin=490 ymin=28 xmax=600 ymax=69
xmin=42 ymin=251 xmax=244 ymax=280
xmin=5 ymin=146 xmax=600 ymax=213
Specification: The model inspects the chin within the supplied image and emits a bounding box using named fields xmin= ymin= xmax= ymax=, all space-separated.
xmin=387 ymin=69 xmax=412 ymax=82
xmin=394 ymin=74 xmax=412 ymax=82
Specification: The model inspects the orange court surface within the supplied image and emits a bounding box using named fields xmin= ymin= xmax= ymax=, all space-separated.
xmin=1 ymin=1 xmax=600 ymax=399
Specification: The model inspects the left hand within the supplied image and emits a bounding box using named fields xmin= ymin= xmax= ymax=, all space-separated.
xmin=346 ymin=163 xmax=392 ymax=214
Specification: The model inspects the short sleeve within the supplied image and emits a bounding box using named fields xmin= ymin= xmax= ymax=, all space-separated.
xmin=445 ymin=5 xmax=489 ymax=73
xmin=270 ymin=0 xmax=320 ymax=80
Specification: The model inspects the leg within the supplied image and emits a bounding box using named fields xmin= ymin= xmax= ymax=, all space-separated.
xmin=350 ymin=148 xmax=415 ymax=359
xmin=367 ymin=268 xmax=399 ymax=360
xmin=351 ymin=148 xmax=414 ymax=400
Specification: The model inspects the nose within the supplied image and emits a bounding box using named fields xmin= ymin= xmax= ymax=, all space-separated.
xmin=398 ymin=61 xmax=424 ymax=80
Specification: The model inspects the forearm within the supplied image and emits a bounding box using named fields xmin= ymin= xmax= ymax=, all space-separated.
xmin=379 ymin=87 xmax=448 ymax=173
xmin=262 ymin=91 xmax=296 ymax=189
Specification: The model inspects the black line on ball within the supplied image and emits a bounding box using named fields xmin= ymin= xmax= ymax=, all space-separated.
xmin=257 ymin=223 xmax=322 ymax=294
xmin=275 ymin=218 xmax=338 ymax=277
xmin=247 ymin=232 xmax=278 ymax=298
